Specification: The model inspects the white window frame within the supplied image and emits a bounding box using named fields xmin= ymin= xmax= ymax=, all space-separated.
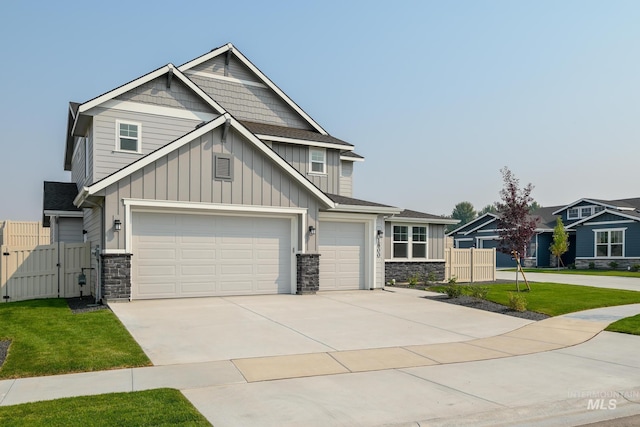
xmin=567 ymin=208 xmax=579 ymax=220
xmin=115 ymin=120 xmax=142 ymax=153
xmin=392 ymin=224 xmax=428 ymax=259
xmin=580 ymin=206 xmax=592 ymax=218
xmin=309 ymin=148 xmax=326 ymax=175
xmin=593 ymin=228 xmax=626 ymax=258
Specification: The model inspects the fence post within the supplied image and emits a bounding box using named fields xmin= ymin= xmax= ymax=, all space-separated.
xmin=1 ymin=245 xmax=8 ymax=302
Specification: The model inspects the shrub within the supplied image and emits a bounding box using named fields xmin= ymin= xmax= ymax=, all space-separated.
xmin=588 ymin=262 xmax=596 ymax=270
xmin=469 ymin=286 xmax=489 ymax=299
xmin=609 ymin=261 xmax=619 ymax=270
xmin=508 ymin=292 xmax=527 ymax=312
xmin=631 ymin=264 xmax=640 ymax=272
xmin=448 ymin=277 xmax=458 ymax=285
xmin=426 ymin=271 xmax=438 ymax=284
xmin=444 ymin=284 xmax=464 ymax=298
xmin=407 ymin=273 xmax=420 ymax=287
xmin=568 ymin=263 xmax=576 ymax=270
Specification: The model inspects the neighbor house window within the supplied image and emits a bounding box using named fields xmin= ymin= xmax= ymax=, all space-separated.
xmin=567 ymin=208 xmax=579 ymax=220
xmin=595 ymin=229 xmax=624 ymax=257
xmin=581 ymin=207 xmax=592 ymax=218
xmin=116 ymin=121 xmax=141 ymax=153
xmin=309 ymin=149 xmax=326 ymax=174
xmin=393 ymin=225 xmax=428 ymax=259
xmin=594 ymin=206 xmax=605 ymax=213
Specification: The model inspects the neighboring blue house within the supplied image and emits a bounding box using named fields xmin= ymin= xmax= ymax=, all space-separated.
xmin=447 ymin=197 xmax=640 ymax=269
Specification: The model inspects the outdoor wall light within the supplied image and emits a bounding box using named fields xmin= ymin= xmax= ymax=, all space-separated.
xmin=377 ymin=229 xmax=384 ymax=238
xmin=308 ymin=225 xmax=316 ymax=236
xmin=114 ymin=219 xmax=122 ymax=231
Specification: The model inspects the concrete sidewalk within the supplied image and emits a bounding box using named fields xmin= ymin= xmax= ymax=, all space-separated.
xmin=497 ymin=270 xmax=640 ymax=291
xmin=2 ymin=303 xmax=639 ymax=427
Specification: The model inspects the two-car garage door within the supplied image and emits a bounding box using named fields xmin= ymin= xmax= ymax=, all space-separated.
xmin=132 ymin=212 xmax=292 ymax=299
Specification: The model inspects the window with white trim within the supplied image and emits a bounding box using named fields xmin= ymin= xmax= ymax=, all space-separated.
xmin=594 ymin=206 xmax=605 ymax=213
xmin=595 ymin=229 xmax=624 ymax=257
xmin=116 ymin=120 xmax=141 ymax=153
xmin=581 ymin=207 xmax=592 ymax=218
xmin=309 ymin=148 xmax=326 ymax=174
xmin=393 ymin=225 xmax=428 ymax=259
xmin=567 ymin=208 xmax=579 ymax=220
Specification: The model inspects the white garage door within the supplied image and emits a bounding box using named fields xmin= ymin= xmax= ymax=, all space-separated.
xmin=319 ymin=221 xmax=365 ymax=290
xmin=132 ymin=212 xmax=292 ymax=299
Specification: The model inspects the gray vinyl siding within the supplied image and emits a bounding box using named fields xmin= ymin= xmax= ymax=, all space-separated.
xmin=187 ymin=74 xmax=311 ymax=129
xmin=339 ymin=161 xmax=353 ymax=197
xmin=270 ymin=142 xmax=340 ymax=194
xmin=56 ymin=217 xmax=83 ymax=243
xmin=429 ymin=224 xmax=445 ymax=259
xmin=575 ymin=220 xmax=640 ymax=258
xmin=103 ymin=126 xmax=320 ymax=250
xmin=191 ymin=55 xmax=261 ymax=83
xmin=91 ymin=107 xmax=203 ymax=182
xmin=82 ymin=206 xmax=102 ymax=297
xmin=71 ymin=125 xmax=93 ymax=188
xmin=115 ymin=76 xmax=213 ymax=113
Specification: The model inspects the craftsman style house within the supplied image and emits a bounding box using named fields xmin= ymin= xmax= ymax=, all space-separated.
xmin=448 ymin=198 xmax=640 ymax=269
xmin=44 ymin=43 xmax=456 ymax=301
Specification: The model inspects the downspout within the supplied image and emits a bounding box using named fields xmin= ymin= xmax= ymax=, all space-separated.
xmin=56 ymin=216 xmax=61 ymax=298
xmin=81 ymin=199 xmax=104 ymax=304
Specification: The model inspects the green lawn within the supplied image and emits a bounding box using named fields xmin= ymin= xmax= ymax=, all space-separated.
xmin=606 ymin=314 xmax=640 ymax=335
xmin=431 ymin=282 xmax=640 ymax=317
xmin=0 ymin=388 xmax=211 ymax=427
xmin=0 ymin=299 xmax=151 ymax=379
xmin=508 ymin=268 xmax=640 ymax=278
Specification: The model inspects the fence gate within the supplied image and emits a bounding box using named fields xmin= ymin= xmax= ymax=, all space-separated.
xmin=1 ymin=242 xmax=91 ymax=302
xmin=445 ymin=248 xmax=496 ymax=283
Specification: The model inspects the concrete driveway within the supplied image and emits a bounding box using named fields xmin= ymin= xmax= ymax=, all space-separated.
xmin=109 ymin=288 xmax=531 ymax=365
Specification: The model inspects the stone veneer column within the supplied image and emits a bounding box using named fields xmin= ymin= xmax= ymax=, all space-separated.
xmin=296 ymin=253 xmax=320 ymax=295
xmin=101 ymin=253 xmax=132 ymax=301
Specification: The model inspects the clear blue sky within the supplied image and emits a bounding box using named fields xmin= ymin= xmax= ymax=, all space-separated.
xmin=1 ymin=0 xmax=639 ymax=220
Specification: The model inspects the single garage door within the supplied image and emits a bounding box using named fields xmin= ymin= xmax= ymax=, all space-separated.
xmin=132 ymin=212 xmax=292 ymax=299
xmin=319 ymin=221 xmax=365 ymax=290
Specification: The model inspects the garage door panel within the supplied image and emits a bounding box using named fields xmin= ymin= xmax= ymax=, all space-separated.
xmin=132 ymin=212 xmax=292 ymax=299
xmin=319 ymin=221 xmax=365 ymax=290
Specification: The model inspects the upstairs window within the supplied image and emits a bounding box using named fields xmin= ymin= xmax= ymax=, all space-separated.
xmin=594 ymin=206 xmax=605 ymax=213
xmin=581 ymin=206 xmax=592 ymax=218
xmin=567 ymin=208 xmax=579 ymax=220
xmin=116 ymin=121 xmax=141 ymax=153
xmin=309 ymin=148 xmax=326 ymax=174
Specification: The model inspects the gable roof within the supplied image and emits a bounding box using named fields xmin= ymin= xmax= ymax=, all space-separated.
xmin=74 ymin=114 xmax=335 ymax=209
xmin=565 ymin=208 xmax=640 ymax=229
xmin=446 ymin=213 xmax=499 ymax=236
xmin=552 ymin=198 xmax=638 ymax=215
xmin=325 ymin=193 xmax=400 ymax=214
xmin=178 ymin=43 xmax=328 ymax=136
xmin=340 ymin=151 xmax=364 ymax=162
xmin=64 ymin=64 xmax=227 ymax=170
xmin=240 ymin=120 xmax=353 ymax=150
xmin=390 ymin=209 xmax=459 ymax=225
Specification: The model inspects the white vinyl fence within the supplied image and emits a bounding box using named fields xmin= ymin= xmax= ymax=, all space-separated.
xmin=445 ymin=248 xmax=496 ymax=283
xmin=0 ymin=242 xmax=91 ymax=302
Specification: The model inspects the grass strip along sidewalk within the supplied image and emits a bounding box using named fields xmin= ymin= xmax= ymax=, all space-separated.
xmin=0 ymin=299 xmax=150 ymax=379
xmin=0 ymin=388 xmax=211 ymax=427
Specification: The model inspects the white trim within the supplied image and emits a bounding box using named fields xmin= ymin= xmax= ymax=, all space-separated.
xmin=318 ymin=212 xmax=377 ymax=289
xmin=257 ymin=134 xmax=353 ymax=151
xmin=462 ymin=216 xmax=500 ymax=236
xmin=115 ymin=120 xmax=142 ymax=153
xmin=454 ymin=237 xmax=474 ymax=242
xmin=183 ymin=69 xmax=267 ymax=88
xmin=102 ymin=249 xmax=128 ymax=255
xmin=386 ymin=216 xmax=458 ymax=225
xmin=330 ymin=204 xmax=401 ymax=214
xmin=340 ymin=155 xmax=364 ymax=162
xmin=44 ymin=210 xmax=84 ymax=218
xmin=584 ymin=220 xmax=635 ymax=226
xmin=552 ymin=199 xmax=619 ymax=215
xmin=390 ymin=223 xmax=429 ymax=260
xmin=99 ymin=99 xmax=218 ymax=122
xmin=566 ymin=209 xmax=640 ymax=229
xmin=593 ymin=228 xmax=626 ymax=258
xmin=447 ymin=212 xmax=498 ymax=236
xmin=478 ymin=228 xmax=498 ymax=233
xmin=178 ymin=43 xmax=328 ymax=135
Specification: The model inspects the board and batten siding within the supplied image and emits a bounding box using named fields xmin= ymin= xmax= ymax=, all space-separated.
xmin=102 ymin=126 xmax=320 ymax=251
xmin=429 ymin=224 xmax=446 ymax=259
xmin=71 ymin=125 xmax=93 ymax=188
xmin=575 ymin=219 xmax=640 ymax=258
xmin=90 ymin=107 xmax=203 ymax=182
xmin=55 ymin=218 xmax=84 ymax=243
xmin=339 ymin=161 xmax=353 ymax=197
xmin=270 ymin=142 xmax=340 ymax=194
xmin=186 ymin=74 xmax=311 ymax=130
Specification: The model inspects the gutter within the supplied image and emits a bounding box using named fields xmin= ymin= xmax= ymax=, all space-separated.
xmin=73 ymin=187 xmax=90 ymax=208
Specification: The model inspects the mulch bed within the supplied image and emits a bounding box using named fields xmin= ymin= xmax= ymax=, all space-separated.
xmin=66 ymin=297 xmax=108 ymax=314
xmin=0 ymin=340 xmax=10 ymax=369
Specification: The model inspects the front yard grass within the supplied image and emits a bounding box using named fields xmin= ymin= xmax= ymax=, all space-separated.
xmin=605 ymin=314 xmax=640 ymax=335
xmin=0 ymin=388 xmax=210 ymax=426
xmin=0 ymin=299 xmax=151 ymax=379
xmin=508 ymin=268 xmax=640 ymax=278
xmin=431 ymin=282 xmax=640 ymax=317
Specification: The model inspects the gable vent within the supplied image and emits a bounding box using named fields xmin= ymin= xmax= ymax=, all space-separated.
xmin=214 ymin=154 xmax=232 ymax=180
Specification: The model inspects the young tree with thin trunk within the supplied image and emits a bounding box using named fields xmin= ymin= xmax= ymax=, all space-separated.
xmin=549 ymin=216 xmax=569 ymax=269
xmin=496 ymin=167 xmax=538 ymax=291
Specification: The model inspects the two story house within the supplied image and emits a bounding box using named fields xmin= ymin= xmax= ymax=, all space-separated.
xmin=44 ymin=43 xmax=457 ymax=302
xmin=449 ymin=198 xmax=640 ymax=269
